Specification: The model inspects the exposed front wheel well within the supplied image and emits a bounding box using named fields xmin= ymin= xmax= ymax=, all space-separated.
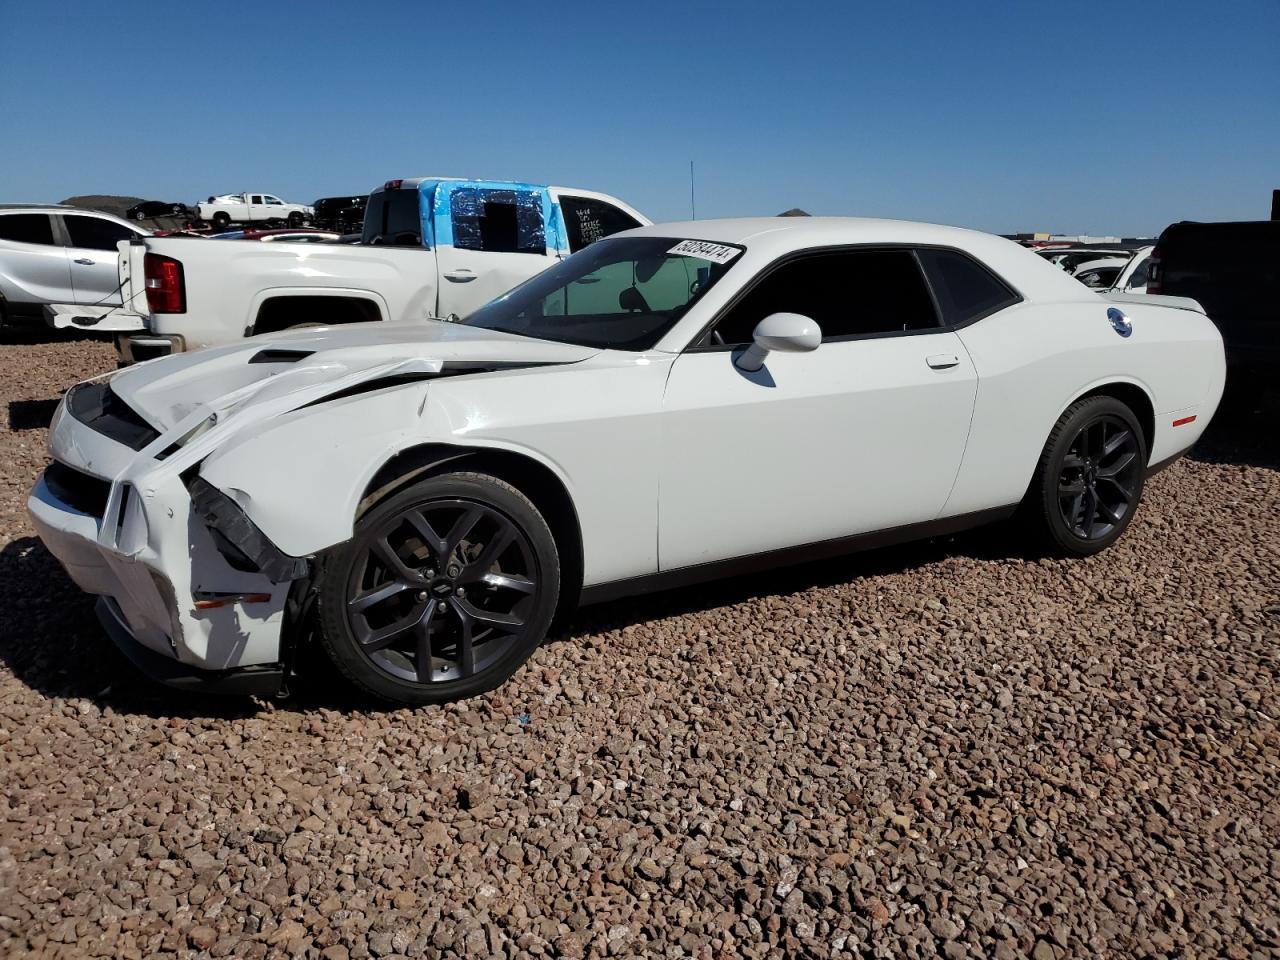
xmin=359 ymin=444 xmax=585 ymax=625
xmin=250 ymin=296 xmax=382 ymax=337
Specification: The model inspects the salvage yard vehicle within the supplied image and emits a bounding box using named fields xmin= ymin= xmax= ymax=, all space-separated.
xmin=312 ymin=195 xmax=367 ymax=234
xmin=101 ymin=178 xmax=648 ymax=362
xmin=195 ymin=193 xmax=314 ymax=229
xmin=126 ymin=200 xmax=191 ymax=221
xmin=211 ymin=228 xmax=342 ymax=243
xmin=0 ymin=204 xmax=148 ymax=324
xmin=1101 ymin=245 xmax=1154 ymax=296
xmin=1147 ymin=219 xmax=1279 ymax=366
xmin=1072 ymin=256 xmax=1128 ymax=289
xmin=29 ymin=217 xmax=1226 ymax=706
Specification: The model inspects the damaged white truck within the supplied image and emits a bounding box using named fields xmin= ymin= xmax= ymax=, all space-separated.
xmin=64 ymin=179 xmax=647 ymax=364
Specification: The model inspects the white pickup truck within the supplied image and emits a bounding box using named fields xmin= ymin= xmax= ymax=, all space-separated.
xmin=85 ymin=179 xmax=648 ymax=363
xmin=196 ymin=193 xmax=315 ymax=229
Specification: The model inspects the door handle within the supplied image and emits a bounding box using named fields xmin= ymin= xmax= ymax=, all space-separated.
xmin=73 ymin=258 xmax=95 ymax=265
xmin=444 ymin=269 xmax=476 ymax=282
xmin=926 ymin=354 xmax=960 ymax=370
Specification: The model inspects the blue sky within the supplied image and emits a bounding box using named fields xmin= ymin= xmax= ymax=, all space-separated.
xmin=1 ymin=1 xmax=1276 ymax=235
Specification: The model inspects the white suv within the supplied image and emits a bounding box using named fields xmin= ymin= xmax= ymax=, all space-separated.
xmin=0 ymin=205 xmax=149 ymax=323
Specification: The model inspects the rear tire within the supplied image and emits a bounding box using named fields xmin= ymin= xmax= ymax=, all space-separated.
xmin=212 ymin=212 xmax=231 ymax=229
xmin=1024 ymin=396 xmax=1147 ymax=556
xmin=314 ymin=472 xmax=560 ymax=705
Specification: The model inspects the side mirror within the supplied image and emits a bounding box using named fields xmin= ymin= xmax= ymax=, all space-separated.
xmin=735 ymin=312 xmax=822 ymax=371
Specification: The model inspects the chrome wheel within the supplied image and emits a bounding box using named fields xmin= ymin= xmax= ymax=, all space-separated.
xmin=1057 ymin=414 xmax=1141 ymax=541
xmin=344 ymin=498 xmax=540 ymax=684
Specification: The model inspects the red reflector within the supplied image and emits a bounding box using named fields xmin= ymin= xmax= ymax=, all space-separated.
xmin=143 ymin=253 xmax=186 ymax=314
xmin=193 ymin=593 xmax=272 ymax=610
xmin=1172 ymin=415 xmax=1197 ymax=427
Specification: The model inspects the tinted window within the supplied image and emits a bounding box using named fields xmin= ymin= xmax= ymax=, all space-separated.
xmin=361 ymin=189 xmax=423 ymax=246
xmin=710 ymin=249 xmax=939 ymax=346
xmin=250 ymin=195 xmax=263 ymax=204
xmin=916 ymin=249 xmax=1019 ymax=325
xmin=0 ymin=213 xmax=55 ymax=245
xmin=559 ymin=196 xmax=643 ymax=252
xmin=451 ymin=188 xmax=545 ymax=254
xmin=65 ymin=216 xmax=136 ymax=252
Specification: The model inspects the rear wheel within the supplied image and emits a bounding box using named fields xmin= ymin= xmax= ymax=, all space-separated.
xmin=315 ymin=472 xmax=560 ymax=705
xmin=212 ymin=212 xmax=231 ymax=229
xmin=1025 ymin=396 xmax=1147 ymax=556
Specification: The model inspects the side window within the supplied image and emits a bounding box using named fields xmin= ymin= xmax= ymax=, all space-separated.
xmin=451 ymin=188 xmax=546 ymax=254
xmin=0 ymin=214 xmax=55 ymax=245
xmin=916 ymin=249 xmax=1020 ymax=325
xmin=250 ymin=195 xmax=264 ymax=204
xmin=265 ymin=196 xmax=283 ymax=206
xmin=64 ymin=216 xmax=137 ymax=252
xmin=558 ymin=196 xmax=643 ymax=253
xmin=710 ymin=249 xmax=940 ymax=346
xmin=1126 ymin=257 xmax=1151 ymax=289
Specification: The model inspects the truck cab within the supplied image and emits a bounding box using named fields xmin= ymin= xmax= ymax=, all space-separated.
xmin=362 ymin=178 xmax=647 ymax=318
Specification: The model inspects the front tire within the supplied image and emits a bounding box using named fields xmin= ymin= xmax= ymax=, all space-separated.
xmin=287 ymin=212 xmax=304 ymax=228
xmin=314 ymin=472 xmax=560 ymax=705
xmin=1025 ymin=396 xmax=1147 ymax=556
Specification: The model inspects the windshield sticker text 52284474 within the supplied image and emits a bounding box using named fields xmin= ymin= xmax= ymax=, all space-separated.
xmin=668 ymin=240 xmax=739 ymax=265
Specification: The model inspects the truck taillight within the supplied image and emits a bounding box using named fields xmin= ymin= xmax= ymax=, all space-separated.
xmin=144 ymin=253 xmax=185 ymax=314
xmin=384 ymin=179 xmax=403 ymax=190
xmin=1146 ymin=248 xmax=1162 ymax=294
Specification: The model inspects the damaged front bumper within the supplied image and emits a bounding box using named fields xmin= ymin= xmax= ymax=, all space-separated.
xmin=27 ymin=387 xmax=306 ymax=693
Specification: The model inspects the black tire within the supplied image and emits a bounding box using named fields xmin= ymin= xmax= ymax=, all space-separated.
xmin=212 ymin=212 xmax=231 ymax=228
xmin=315 ymin=472 xmax=560 ymax=705
xmin=1025 ymin=396 xmax=1147 ymax=556
xmin=287 ymin=212 xmax=303 ymax=228
xmin=134 ymin=210 xmax=147 ymax=221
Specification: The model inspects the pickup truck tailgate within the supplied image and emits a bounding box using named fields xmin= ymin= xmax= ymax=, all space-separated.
xmin=118 ymin=237 xmax=151 ymax=316
xmin=45 ymin=303 xmax=145 ymax=332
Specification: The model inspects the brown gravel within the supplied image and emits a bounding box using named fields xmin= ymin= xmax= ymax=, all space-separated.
xmin=1 ymin=331 xmax=1278 ymax=960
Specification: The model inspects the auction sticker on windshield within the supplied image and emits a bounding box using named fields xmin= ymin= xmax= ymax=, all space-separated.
xmin=668 ymin=240 xmax=740 ymax=265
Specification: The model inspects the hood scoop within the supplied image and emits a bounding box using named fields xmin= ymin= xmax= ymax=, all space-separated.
xmin=249 ymin=348 xmax=316 ymax=364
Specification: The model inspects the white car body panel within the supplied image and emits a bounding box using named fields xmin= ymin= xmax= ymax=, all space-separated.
xmin=196 ymin=193 xmax=312 ymax=224
xmin=30 ymin=217 xmax=1226 ymax=681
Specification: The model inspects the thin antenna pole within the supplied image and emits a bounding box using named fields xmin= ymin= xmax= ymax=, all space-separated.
xmin=690 ymin=160 xmax=696 ymax=220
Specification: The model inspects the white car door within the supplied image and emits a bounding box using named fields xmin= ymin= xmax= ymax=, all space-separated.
xmin=0 ymin=212 xmax=72 ymax=307
xmin=658 ymin=247 xmax=979 ymax=571
xmin=432 ymin=186 xmax=560 ymax=319
xmin=61 ymin=214 xmax=142 ymax=305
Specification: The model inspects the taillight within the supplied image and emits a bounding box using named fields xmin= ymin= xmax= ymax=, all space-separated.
xmin=144 ymin=253 xmax=185 ymax=313
xmin=384 ymin=179 xmax=403 ymax=190
xmin=1146 ymin=245 xmax=1162 ymax=294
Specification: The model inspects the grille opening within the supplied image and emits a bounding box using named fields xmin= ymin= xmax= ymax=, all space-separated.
xmin=43 ymin=461 xmax=112 ymax=517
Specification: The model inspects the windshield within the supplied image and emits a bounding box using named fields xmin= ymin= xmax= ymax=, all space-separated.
xmin=461 ymin=236 xmax=742 ymax=350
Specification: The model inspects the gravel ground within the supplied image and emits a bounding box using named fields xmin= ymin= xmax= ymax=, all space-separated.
xmin=1 ymin=331 xmax=1277 ymax=960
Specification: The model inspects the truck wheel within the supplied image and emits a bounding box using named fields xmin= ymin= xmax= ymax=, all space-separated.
xmin=212 ymin=212 xmax=231 ymax=229
xmin=287 ymin=212 xmax=304 ymax=228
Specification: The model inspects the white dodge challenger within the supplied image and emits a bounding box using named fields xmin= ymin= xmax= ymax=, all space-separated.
xmin=29 ymin=218 xmax=1225 ymax=705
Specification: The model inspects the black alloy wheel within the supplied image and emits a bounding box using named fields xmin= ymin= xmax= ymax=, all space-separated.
xmin=1027 ymin=396 xmax=1147 ymax=556
xmin=1056 ymin=414 xmax=1142 ymax=541
xmin=316 ymin=473 xmax=559 ymax=705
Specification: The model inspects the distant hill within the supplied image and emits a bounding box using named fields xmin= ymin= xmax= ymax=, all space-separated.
xmin=777 ymin=208 xmax=811 ymax=217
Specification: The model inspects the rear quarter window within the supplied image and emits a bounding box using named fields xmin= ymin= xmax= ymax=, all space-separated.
xmin=916 ymin=248 xmax=1020 ymax=325
xmin=0 ymin=213 xmax=55 ymax=245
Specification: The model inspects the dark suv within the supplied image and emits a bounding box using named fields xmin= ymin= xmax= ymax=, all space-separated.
xmin=312 ymin=195 xmax=368 ymax=234
xmin=1148 ymin=220 xmax=1279 ymax=366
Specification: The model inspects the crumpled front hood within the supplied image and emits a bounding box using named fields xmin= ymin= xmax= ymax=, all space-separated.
xmin=110 ymin=321 xmax=598 ymax=431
